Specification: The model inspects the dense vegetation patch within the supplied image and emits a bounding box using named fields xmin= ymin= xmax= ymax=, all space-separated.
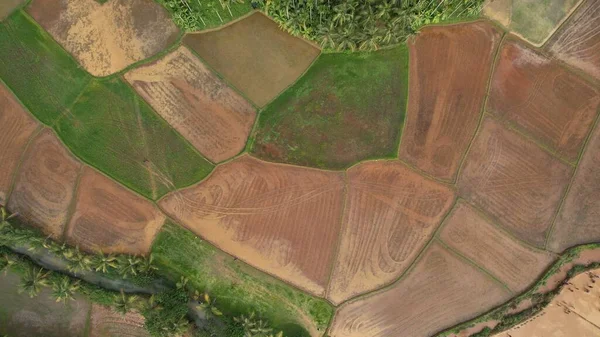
xmin=0 ymin=10 xmax=90 ymax=125
xmin=250 ymin=45 xmax=408 ymax=169
xmin=54 ymin=78 xmax=214 ymax=200
xmin=158 ymin=0 xmax=253 ymax=31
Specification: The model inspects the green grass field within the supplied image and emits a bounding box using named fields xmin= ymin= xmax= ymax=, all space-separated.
xmin=510 ymin=0 xmax=580 ymax=45
xmin=249 ymin=45 xmax=409 ymax=169
xmin=0 ymin=10 xmax=91 ymax=125
xmin=54 ymin=78 xmax=214 ymax=200
xmin=151 ymin=222 xmax=334 ymax=337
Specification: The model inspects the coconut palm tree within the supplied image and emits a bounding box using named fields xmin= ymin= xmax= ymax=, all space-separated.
xmin=116 ymin=255 xmax=140 ymax=278
xmin=0 ymin=254 xmax=17 ymax=275
xmin=18 ymin=267 xmax=50 ymax=298
xmin=196 ymin=293 xmax=223 ymax=318
xmin=63 ymin=247 xmax=93 ymax=273
xmin=113 ymin=290 xmax=139 ymax=315
xmin=92 ymin=251 xmax=118 ymax=273
xmin=51 ymin=275 xmax=80 ymax=304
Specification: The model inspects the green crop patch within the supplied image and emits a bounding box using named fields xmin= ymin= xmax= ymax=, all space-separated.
xmin=55 ymin=78 xmax=213 ymax=200
xmin=158 ymin=0 xmax=253 ymax=32
xmin=250 ymin=45 xmax=409 ymax=169
xmin=152 ymin=222 xmax=334 ymax=337
xmin=509 ymin=0 xmax=580 ymax=45
xmin=0 ymin=10 xmax=90 ymax=125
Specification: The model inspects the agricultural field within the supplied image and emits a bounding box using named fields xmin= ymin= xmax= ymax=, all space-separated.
xmin=184 ymin=12 xmax=320 ymax=107
xmin=488 ymin=39 xmax=600 ymax=162
xmin=7 ymin=129 xmax=81 ymax=240
xmin=0 ymin=0 xmax=22 ymax=20
xmin=124 ymin=46 xmax=256 ymax=163
xmin=250 ymin=46 xmax=409 ymax=169
xmin=399 ymin=21 xmax=501 ymax=181
xmin=89 ymin=303 xmax=150 ymax=337
xmin=27 ymin=0 xmax=180 ymax=77
xmin=159 ymin=155 xmax=345 ymax=296
xmin=457 ymin=118 xmax=572 ymax=247
xmin=327 ymin=160 xmax=455 ymax=304
xmin=546 ymin=0 xmax=600 ymax=81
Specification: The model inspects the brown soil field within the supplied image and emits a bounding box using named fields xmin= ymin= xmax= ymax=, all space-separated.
xmin=159 ymin=155 xmax=345 ymax=296
xmin=483 ymin=0 xmax=511 ymax=26
xmin=27 ymin=0 xmax=179 ymax=77
xmin=439 ymin=202 xmax=555 ymax=293
xmin=326 ymin=160 xmax=455 ymax=304
xmin=457 ymin=118 xmax=572 ymax=247
xmin=548 ymin=122 xmax=600 ymax=253
xmin=0 ymin=83 xmax=39 ymax=204
xmin=0 ymin=0 xmax=23 ymax=20
xmin=547 ymin=1 xmax=600 ymax=81
xmin=124 ymin=46 xmax=256 ymax=163
xmin=184 ymin=12 xmax=320 ymax=107
xmin=329 ymin=241 xmax=511 ymax=337
xmin=399 ymin=21 xmax=501 ymax=181
xmin=494 ymin=268 xmax=600 ymax=337
xmin=7 ymin=129 xmax=81 ymax=239
xmin=89 ymin=304 xmax=149 ymax=337
xmin=65 ymin=166 xmax=166 ymax=255
xmin=488 ymin=40 xmax=600 ymax=162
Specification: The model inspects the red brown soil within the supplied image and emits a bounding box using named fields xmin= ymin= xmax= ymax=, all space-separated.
xmin=457 ymin=118 xmax=572 ymax=247
xmin=547 ymin=1 xmax=600 ymax=81
xmin=439 ymin=202 xmax=555 ymax=293
xmin=65 ymin=166 xmax=165 ymax=255
xmin=89 ymin=304 xmax=149 ymax=337
xmin=548 ymin=123 xmax=600 ymax=253
xmin=0 ymin=0 xmax=23 ymax=20
xmin=399 ymin=21 xmax=501 ymax=181
xmin=327 ymin=160 xmax=455 ymax=304
xmin=7 ymin=129 xmax=81 ymax=239
xmin=0 ymin=83 xmax=39 ymax=204
xmin=125 ymin=46 xmax=256 ymax=163
xmin=329 ymin=241 xmax=511 ymax=337
xmin=184 ymin=12 xmax=320 ymax=107
xmin=159 ymin=155 xmax=345 ymax=296
xmin=27 ymin=0 xmax=179 ymax=77
xmin=488 ymin=40 xmax=600 ymax=162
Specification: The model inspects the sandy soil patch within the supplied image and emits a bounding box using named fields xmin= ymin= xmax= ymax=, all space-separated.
xmin=549 ymin=122 xmax=600 ymax=253
xmin=330 ymin=241 xmax=511 ymax=337
xmin=27 ymin=0 xmax=179 ymax=77
xmin=159 ymin=155 xmax=345 ymax=296
xmin=65 ymin=166 xmax=165 ymax=255
xmin=184 ymin=12 xmax=320 ymax=107
xmin=457 ymin=118 xmax=572 ymax=247
xmin=89 ymin=304 xmax=149 ymax=337
xmin=327 ymin=160 xmax=455 ymax=304
xmin=399 ymin=21 xmax=501 ymax=181
xmin=483 ymin=0 xmax=512 ymax=26
xmin=439 ymin=202 xmax=555 ymax=293
xmin=7 ymin=129 xmax=81 ymax=239
xmin=547 ymin=1 xmax=600 ymax=81
xmin=0 ymin=0 xmax=23 ymax=20
xmin=0 ymin=83 xmax=39 ymax=204
xmin=488 ymin=40 xmax=600 ymax=162
xmin=125 ymin=46 xmax=255 ymax=163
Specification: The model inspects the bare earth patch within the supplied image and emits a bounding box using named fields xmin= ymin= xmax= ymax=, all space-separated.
xmin=327 ymin=160 xmax=455 ymax=304
xmin=159 ymin=155 xmax=345 ymax=296
xmin=125 ymin=46 xmax=256 ymax=163
xmin=399 ymin=21 xmax=501 ymax=181
xmin=0 ymin=83 xmax=39 ymax=204
xmin=89 ymin=304 xmax=149 ymax=337
xmin=65 ymin=166 xmax=166 ymax=255
xmin=439 ymin=202 xmax=555 ymax=293
xmin=27 ymin=0 xmax=179 ymax=77
xmin=329 ymin=242 xmax=511 ymax=337
xmin=184 ymin=12 xmax=320 ymax=107
xmin=483 ymin=0 xmax=512 ymax=26
xmin=8 ymin=129 xmax=81 ymax=239
xmin=488 ymin=40 xmax=600 ymax=162
xmin=457 ymin=118 xmax=572 ymax=247
xmin=0 ymin=0 xmax=23 ymax=20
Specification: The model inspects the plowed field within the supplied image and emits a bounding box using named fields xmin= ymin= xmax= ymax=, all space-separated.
xmin=458 ymin=118 xmax=572 ymax=247
xmin=489 ymin=40 xmax=600 ymax=162
xmin=159 ymin=155 xmax=345 ymax=296
xmin=184 ymin=12 xmax=320 ymax=107
xmin=125 ymin=46 xmax=256 ymax=163
xmin=547 ymin=0 xmax=600 ymax=81
xmin=7 ymin=129 xmax=81 ymax=239
xmin=327 ymin=160 xmax=454 ymax=304
xmin=65 ymin=167 xmax=165 ymax=254
xmin=399 ymin=21 xmax=501 ymax=181
xmin=89 ymin=304 xmax=149 ymax=337
xmin=0 ymin=83 xmax=39 ymax=204
xmin=549 ymin=122 xmax=600 ymax=253
xmin=329 ymin=242 xmax=510 ymax=337
xmin=27 ymin=0 xmax=179 ymax=77
xmin=439 ymin=202 xmax=555 ymax=293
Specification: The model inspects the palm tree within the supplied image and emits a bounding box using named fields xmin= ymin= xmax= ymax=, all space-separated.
xmin=51 ymin=275 xmax=80 ymax=304
xmin=18 ymin=267 xmax=50 ymax=298
xmin=92 ymin=251 xmax=117 ymax=273
xmin=63 ymin=247 xmax=93 ymax=273
xmin=0 ymin=206 xmax=16 ymax=231
xmin=135 ymin=254 xmax=158 ymax=274
xmin=116 ymin=255 xmax=140 ymax=278
xmin=113 ymin=290 xmax=139 ymax=315
xmin=0 ymin=254 xmax=17 ymax=275
xmin=196 ymin=293 xmax=223 ymax=318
